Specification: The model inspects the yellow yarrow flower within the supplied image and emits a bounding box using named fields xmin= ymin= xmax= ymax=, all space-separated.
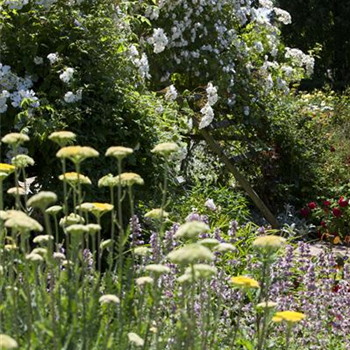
xmin=231 ymin=276 xmax=260 ymax=289
xmin=90 ymin=203 xmax=114 ymax=217
xmin=0 ymin=163 xmax=15 ymax=180
xmin=56 ymin=146 xmax=99 ymax=164
xmin=272 ymin=311 xmax=305 ymax=323
xmin=59 ymin=172 xmax=92 ymax=185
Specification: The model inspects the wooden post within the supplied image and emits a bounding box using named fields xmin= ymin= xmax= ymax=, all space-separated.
xmin=194 ymin=118 xmax=280 ymax=229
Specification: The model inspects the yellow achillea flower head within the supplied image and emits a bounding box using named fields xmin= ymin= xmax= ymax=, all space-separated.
xmin=230 ymin=276 xmax=260 ymax=289
xmin=105 ymin=146 xmax=133 ymax=159
xmin=252 ymin=235 xmax=286 ymax=251
xmin=272 ymin=311 xmax=305 ymax=323
xmin=151 ymin=142 xmax=179 ymax=156
xmin=90 ymin=203 xmax=114 ymax=218
xmin=56 ymin=146 xmax=99 ymax=164
xmin=59 ymin=172 xmax=92 ymax=185
xmin=48 ymin=131 xmax=76 ymax=147
xmin=0 ymin=163 xmax=15 ymax=180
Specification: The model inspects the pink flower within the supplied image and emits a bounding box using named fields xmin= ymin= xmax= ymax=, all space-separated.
xmin=323 ymin=200 xmax=331 ymax=207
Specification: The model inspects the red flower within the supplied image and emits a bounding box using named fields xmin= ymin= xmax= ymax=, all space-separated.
xmin=332 ymin=284 xmax=341 ymax=293
xmin=300 ymin=207 xmax=310 ymax=217
xmin=332 ymin=207 xmax=342 ymax=218
xmin=308 ymin=202 xmax=317 ymax=210
xmin=323 ymin=200 xmax=331 ymax=207
xmin=320 ymin=221 xmax=327 ymax=228
xmin=338 ymin=196 xmax=348 ymax=208
xmin=330 ymin=146 xmax=336 ymax=152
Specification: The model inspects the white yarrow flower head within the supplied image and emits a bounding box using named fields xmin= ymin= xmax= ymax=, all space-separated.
xmin=27 ymin=191 xmax=57 ymax=209
xmin=167 ymin=244 xmax=214 ymax=264
xmin=134 ymin=246 xmax=151 ymax=257
xmin=5 ymin=210 xmax=43 ymax=232
xmin=48 ymin=131 xmax=76 ymax=147
xmin=165 ymin=85 xmax=178 ymax=101
xmin=26 ymin=253 xmax=44 ymax=262
xmin=136 ymin=276 xmax=154 ymax=286
xmin=215 ymin=243 xmax=236 ymax=253
xmin=145 ymin=264 xmax=171 ymax=275
xmin=33 ymin=235 xmax=54 ymax=244
xmin=151 ymin=142 xmax=179 ymax=156
xmin=66 ymin=224 xmax=88 ymax=235
xmin=144 ymin=208 xmax=169 ymax=220
xmin=99 ymin=294 xmax=120 ymax=305
xmin=252 ymin=235 xmax=286 ymax=252
xmin=199 ymin=103 xmax=214 ymax=129
xmin=11 ymin=154 xmax=34 ymax=168
xmin=185 ymin=264 xmax=218 ymax=279
xmin=105 ymin=146 xmax=133 ymax=160
xmin=2 ymin=133 xmax=29 ymax=146
xmin=198 ymin=238 xmax=220 ymax=249
xmin=175 ymin=221 xmax=210 ymax=240
xmin=128 ymin=332 xmax=144 ymax=347
xmin=46 ymin=205 xmax=63 ymax=216
xmin=53 ymin=252 xmax=66 ymax=260
xmin=47 ymin=53 xmax=59 ymax=64
xmin=0 ymin=334 xmax=18 ymax=349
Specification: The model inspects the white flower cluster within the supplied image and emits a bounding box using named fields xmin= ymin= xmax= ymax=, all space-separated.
xmin=127 ymin=45 xmax=151 ymax=79
xmin=47 ymin=53 xmax=59 ymax=65
xmin=140 ymin=0 xmax=313 ymax=109
xmin=0 ymin=63 xmax=40 ymax=113
xmin=285 ymin=48 xmax=315 ymax=76
xmin=199 ymin=83 xmax=218 ymax=129
xmin=165 ymin=85 xmax=178 ymax=101
xmin=59 ymin=67 xmax=75 ymax=84
xmin=64 ymin=89 xmax=82 ymax=104
xmin=148 ymin=28 xmax=168 ymax=54
xmin=273 ymin=7 xmax=292 ymax=25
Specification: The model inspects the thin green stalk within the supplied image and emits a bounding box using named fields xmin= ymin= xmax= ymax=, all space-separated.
xmin=232 ymin=292 xmax=245 ymax=347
